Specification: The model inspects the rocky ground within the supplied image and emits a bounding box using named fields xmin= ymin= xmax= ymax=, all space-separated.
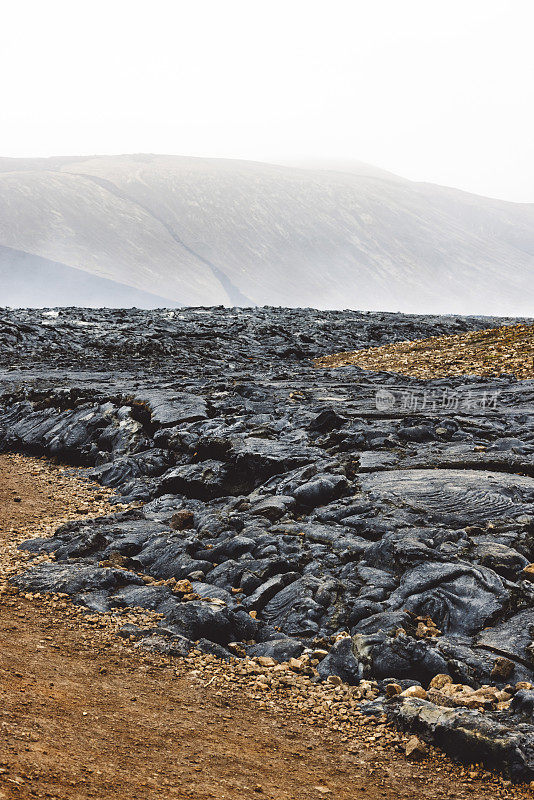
xmin=1 ymin=306 xmax=534 ymax=786
xmin=315 ymin=323 xmax=534 ymax=379
xmin=1 ymin=452 xmax=531 ymax=800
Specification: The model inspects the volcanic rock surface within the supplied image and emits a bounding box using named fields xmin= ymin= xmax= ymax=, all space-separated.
xmin=1 ymin=305 xmax=534 ymax=778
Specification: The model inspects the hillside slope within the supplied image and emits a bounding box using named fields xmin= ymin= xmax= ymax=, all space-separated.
xmin=0 ymin=154 xmax=532 ymax=313
xmin=316 ymin=322 xmax=534 ymax=379
xmin=0 ymin=246 xmax=182 ymax=308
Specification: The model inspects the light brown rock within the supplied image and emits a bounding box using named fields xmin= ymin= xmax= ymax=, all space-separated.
xmin=288 ymin=657 xmax=305 ymax=672
xmin=327 ymin=675 xmax=342 ymax=686
xmin=255 ymin=656 xmax=277 ymax=668
xmin=428 ymin=674 xmax=453 ymax=690
xmin=400 ymin=685 xmax=427 ymax=700
xmin=427 ymin=689 xmax=457 ymax=708
xmin=405 ymin=735 xmax=428 ymax=760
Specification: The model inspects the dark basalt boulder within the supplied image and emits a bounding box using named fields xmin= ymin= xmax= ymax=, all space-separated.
xmin=359 ymin=469 xmax=534 ymax=526
xmin=245 ymin=638 xmax=305 ymax=660
xmin=435 ymin=634 xmax=512 ymax=686
xmin=250 ymin=495 xmax=295 ymax=520
xmin=511 ymin=690 xmax=534 ymax=720
xmin=292 ymin=475 xmax=348 ymax=507
xmin=398 ymin=424 xmax=436 ymax=442
xmin=131 ymin=632 xmax=195 ymax=658
xmin=308 ymin=409 xmax=347 ymax=433
xmin=89 ymin=448 xmax=172 ymax=489
xmin=241 ymin=572 xmax=300 ymax=611
xmin=159 ymin=600 xmax=235 ymax=645
xmin=475 ymin=610 xmax=534 ymax=671
xmin=317 ymin=636 xmax=361 ymax=684
xmin=12 ymin=562 xmax=144 ymax=596
xmin=159 ymin=461 xmax=232 ymax=499
xmin=472 ymin=542 xmax=529 ymax=580
xmin=133 ymin=390 xmax=208 ymax=427
xmin=353 ymin=632 xmax=450 ymax=683
xmin=261 ymin=576 xmax=325 ymax=637
xmin=231 ymin=438 xmax=322 ymax=481
xmin=353 ymin=610 xmax=413 ymax=636
xmin=386 ymin=561 xmax=510 ymax=635
xmin=383 ymin=697 xmax=534 ymax=783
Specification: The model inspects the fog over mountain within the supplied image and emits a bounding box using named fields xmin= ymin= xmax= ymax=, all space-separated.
xmin=0 ymin=154 xmax=532 ymax=314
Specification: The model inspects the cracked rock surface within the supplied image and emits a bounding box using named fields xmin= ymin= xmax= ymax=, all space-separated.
xmin=1 ymin=305 xmax=534 ymax=779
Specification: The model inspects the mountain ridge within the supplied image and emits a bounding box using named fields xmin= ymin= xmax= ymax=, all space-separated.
xmin=0 ymin=245 xmax=183 ymax=309
xmin=0 ymin=154 xmax=532 ymax=314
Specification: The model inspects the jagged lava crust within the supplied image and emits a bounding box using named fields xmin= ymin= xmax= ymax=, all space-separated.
xmin=1 ymin=306 xmax=534 ymax=779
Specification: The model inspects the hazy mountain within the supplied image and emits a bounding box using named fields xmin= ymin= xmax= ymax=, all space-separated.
xmin=0 ymin=246 xmax=182 ymax=309
xmin=0 ymin=154 xmax=532 ymax=314
xmin=272 ymin=158 xmax=406 ymax=182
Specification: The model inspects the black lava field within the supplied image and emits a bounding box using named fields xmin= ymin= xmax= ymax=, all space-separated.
xmin=1 ymin=306 xmax=534 ymax=779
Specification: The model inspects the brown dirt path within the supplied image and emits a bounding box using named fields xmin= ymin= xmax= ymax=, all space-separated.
xmin=0 ymin=453 xmax=531 ymax=800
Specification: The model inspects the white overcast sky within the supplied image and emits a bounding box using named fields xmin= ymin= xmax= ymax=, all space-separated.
xmin=1 ymin=0 xmax=533 ymax=201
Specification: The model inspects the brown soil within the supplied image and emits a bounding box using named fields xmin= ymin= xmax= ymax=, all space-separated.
xmin=314 ymin=323 xmax=534 ymax=379
xmin=0 ymin=453 xmax=532 ymax=800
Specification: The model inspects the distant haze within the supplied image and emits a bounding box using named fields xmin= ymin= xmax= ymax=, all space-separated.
xmin=0 ymin=154 xmax=532 ymax=316
xmin=1 ymin=0 xmax=533 ymax=202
